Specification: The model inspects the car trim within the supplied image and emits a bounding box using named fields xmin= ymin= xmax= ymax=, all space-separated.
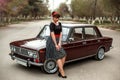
xmin=10 ymin=53 xmax=43 ymax=67
xmin=10 ymin=53 xmax=96 ymax=67
xmin=110 ymin=46 xmax=113 ymax=49
xmin=65 ymin=54 xmax=96 ymax=63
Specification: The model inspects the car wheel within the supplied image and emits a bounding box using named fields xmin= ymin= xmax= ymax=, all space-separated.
xmin=41 ymin=59 xmax=58 ymax=74
xmin=95 ymin=48 xmax=105 ymax=60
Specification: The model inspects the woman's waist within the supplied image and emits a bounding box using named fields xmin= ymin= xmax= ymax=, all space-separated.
xmin=55 ymin=34 xmax=60 ymax=38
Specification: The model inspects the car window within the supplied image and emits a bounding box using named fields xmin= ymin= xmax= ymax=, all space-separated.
xmin=62 ymin=27 xmax=70 ymax=41
xmin=84 ymin=27 xmax=97 ymax=39
xmin=70 ymin=28 xmax=83 ymax=41
xmin=39 ymin=25 xmax=70 ymax=41
xmin=40 ymin=25 xmax=50 ymax=37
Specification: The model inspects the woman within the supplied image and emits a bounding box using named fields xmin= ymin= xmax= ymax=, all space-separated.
xmin=46 ymin=11 xmax=67 ymax=78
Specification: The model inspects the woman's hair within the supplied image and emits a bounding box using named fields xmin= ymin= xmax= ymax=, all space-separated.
xmin=52 ymin=11 xmax=60 ymax=18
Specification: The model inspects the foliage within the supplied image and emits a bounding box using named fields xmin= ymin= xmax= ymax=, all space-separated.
xmin=21 ymin=0 xmax=49 ymax=17
xmin=70 ymin=0 xmax=120 ymax=18
xmin=57 ymin=3 xmax=69 ymax=17
xmin=0 ymin=0 xmax=49 ymax=17
xmin=70 ymin=0 xmax=104 ymax=18
xmin=102 ymin=0 xmax=120 ymax=17
xmin=6 ymin=0 xmax=28 ymax=16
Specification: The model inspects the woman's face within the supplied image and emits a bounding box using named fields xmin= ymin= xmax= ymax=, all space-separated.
xmin=53 ymin=17 xmax=59 ymax=23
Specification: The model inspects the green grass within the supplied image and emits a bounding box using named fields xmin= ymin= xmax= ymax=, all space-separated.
xmin=77 ymin=19 xmax=120 ymax=31
xmin=97 ymin=24 xmax=120 ymax=31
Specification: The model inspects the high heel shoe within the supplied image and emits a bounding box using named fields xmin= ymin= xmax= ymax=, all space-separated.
xmin=58 ymin=72 xmax=61 ymax=77
xmin=58 ymin=72 xmax=67 ymax=78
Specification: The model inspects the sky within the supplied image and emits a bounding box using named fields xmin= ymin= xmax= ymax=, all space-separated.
xmin=48 ymin=0 xmax=71 ymax=11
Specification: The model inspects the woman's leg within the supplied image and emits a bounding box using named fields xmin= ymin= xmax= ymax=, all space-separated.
xmin=57 ymin=59 xmax=65 ymax=76
xmin=61 ymin=56 xmax=66 ymax=66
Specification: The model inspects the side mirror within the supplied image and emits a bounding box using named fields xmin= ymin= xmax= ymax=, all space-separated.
xmin=68 ymin=37 xmax=74 ymax=42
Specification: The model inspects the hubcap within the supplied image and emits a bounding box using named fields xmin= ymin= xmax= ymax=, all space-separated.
xmin=44 ymin=59 xmax=58 ymax=73
xmin=47 ymin=61 xmax=55 ymax=70
xmin=98 ymin=48 xmax=104 ymax=59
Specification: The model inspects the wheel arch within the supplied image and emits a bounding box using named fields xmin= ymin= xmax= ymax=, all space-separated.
xmin=94 ymin=45 xmax=106 ymax=60
xmin=96 ymin=45 xmax=105 ymax=55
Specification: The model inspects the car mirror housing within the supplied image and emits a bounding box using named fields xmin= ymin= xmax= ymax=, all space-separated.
xmin=68 ymin=37 xmax=74 ymax=42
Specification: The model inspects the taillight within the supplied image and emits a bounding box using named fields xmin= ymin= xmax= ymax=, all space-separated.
xmin=34 ymin=59 xmax=39 ymax=63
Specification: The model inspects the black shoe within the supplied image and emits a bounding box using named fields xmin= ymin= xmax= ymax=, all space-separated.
xmin=61 ymin=75 xmax=67 ymax=78
xmin=58 ymin=72 xmax=61 ymax=77
xmin=58 ymin=72 xmax=67 ymax=78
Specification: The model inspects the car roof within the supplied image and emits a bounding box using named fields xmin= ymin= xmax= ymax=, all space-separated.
xmin=45 ymin=23 xmax=96 ymax=28
xmin=62 ymin=23 xmax=96 ymax=28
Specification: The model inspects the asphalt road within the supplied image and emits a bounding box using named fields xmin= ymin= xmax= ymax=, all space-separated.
xmin=0 ymin=20 xmax=120 ymax=80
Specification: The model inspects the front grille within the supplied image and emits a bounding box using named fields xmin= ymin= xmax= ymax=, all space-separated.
xmin=14 ymin=46 xmax=29 ymax=56
xmin=21 ymin=48 xmax=28 ymax=55
xmin=15 ymin=46 xmax=20 ymax=53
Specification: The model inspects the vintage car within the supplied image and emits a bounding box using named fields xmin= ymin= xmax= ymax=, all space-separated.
xmin=9 ymin=24 xmax=113 ymax=74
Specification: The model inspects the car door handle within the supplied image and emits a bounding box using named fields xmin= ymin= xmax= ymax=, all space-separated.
xmin=82 ymin=42 xmax=86 ymax=45
xmin=97 ymin=40 xmax=100 ymax=42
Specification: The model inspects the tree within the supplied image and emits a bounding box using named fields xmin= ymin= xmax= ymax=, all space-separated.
xmin=38 ymin=3 xmax=49 ymax=17
xmin=71 ymin=0 xmax=103 ymax=18
xmin=5 ymin=0 xmax=28 ymax=16
xmin=102 ymin=0 xmax=120 ymax=15
xmin=98 ymin=0 xmax=120 ymax=23
xmin=0 ymin=0 xmax=11 ymax=16
xmin=21 ymin=0 xmax=49 ymax=17
xmin=57 ymin=3 xmax=69 ymax=17
xmin=70 ymin=0 xmax=94 ymax=18
xmin=0 ymin=0 xmax=49 ymax=17
xmin=111 ymin=0 xmax=120 ymax=22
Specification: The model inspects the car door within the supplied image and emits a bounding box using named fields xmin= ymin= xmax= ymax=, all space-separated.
xmin=63 ymin=27 xmax=88 ymax=61
xmin=83 ymin=26 xmax=101 ymax=56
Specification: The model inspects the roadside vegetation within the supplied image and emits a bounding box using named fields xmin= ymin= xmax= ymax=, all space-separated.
xmin=0 ymin=0 xmax=120 ymax=31
xmin=57 ymin=0 xmax=120 ymax=31
xmin=0 ymin=0 xmax=49 ymax=27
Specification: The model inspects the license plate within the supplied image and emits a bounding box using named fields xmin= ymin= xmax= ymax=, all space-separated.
xmin=16 ymin=59 xmax=27 ymax=67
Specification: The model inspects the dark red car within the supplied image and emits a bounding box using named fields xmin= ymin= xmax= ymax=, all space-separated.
xmin=9 ymin=24 xmax=113 ymax=73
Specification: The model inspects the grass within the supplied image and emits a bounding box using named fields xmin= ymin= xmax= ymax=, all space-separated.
xmin=0 ymin=18 xmax=49 ymax=27
xmin=1 ymin=19 xmax=120 ymax=32
xmin=77 ymin=19 xmax=120 ymax=31
xmin=0 ymin=21 xmax=21 ymax=27
xmin=97 ymin=24 xmax=120 ymax=31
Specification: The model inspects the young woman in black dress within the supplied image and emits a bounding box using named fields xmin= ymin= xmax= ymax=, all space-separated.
xmin=46 ymin=11 xmax=67 ymax=78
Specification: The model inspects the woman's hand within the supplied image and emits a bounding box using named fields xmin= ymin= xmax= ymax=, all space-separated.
xmin=58 ymin=43 xmax=61 ymax=49
xmin=55 ymin=45 xmax=60 ymax=51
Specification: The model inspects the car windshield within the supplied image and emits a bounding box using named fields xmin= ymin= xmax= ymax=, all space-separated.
xmin=38 ymin=25 xmax=70 ymax=41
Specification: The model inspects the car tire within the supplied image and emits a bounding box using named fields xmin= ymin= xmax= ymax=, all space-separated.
xmin=41 ymin=59 xmax=58 ymax=74
xmin=95 ymin=48 xmax=105 ymax=60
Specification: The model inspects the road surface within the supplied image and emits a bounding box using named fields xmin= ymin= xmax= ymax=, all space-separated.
xmin=0 ymin=20 xmax=120 ymax=80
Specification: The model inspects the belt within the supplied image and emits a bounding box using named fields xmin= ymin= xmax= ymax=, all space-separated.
xmin=55 ymin=34 xmax=60 ymax=38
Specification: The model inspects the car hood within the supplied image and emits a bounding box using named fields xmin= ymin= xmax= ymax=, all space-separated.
xmin=10 ymin=38 xmax=46 ymax=51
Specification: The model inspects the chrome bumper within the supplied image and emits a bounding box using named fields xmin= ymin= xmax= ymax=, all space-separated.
xmin=110 ymin=46 xmax=113 ymax=49
xmin=9 ymin=53 xmax=43 ymax=67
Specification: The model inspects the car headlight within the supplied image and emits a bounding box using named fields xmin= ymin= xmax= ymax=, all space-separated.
xmin=28 ymin=51 xmax=33 ymax=57
xmin=28 ymin=50 xmax=37 ymax=58
xmin=33 ymin=54 xmax=38 ymax=58
xmin=10 ymin=45 xmax=16 ymax=52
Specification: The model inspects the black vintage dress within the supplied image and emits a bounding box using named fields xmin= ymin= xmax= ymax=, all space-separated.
xmin=46 ymin=22 xmax=66 ymax=60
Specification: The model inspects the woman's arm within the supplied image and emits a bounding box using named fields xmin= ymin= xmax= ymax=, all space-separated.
xmin=51 ymin=32 xmax=57 ymax=46
xmin=50 ymin=23 xmax=57 ymax=46
xmin=58 ymin=32 xmax=62 ymax=48
xmin=51 ymin=32 xmax=60 ymax=51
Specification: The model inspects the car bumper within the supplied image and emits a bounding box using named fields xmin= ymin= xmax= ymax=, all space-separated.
xmin=9 ymin=53 xmax=43 ymax=67
xmin=110 ymin=46 xmax=113 ymax=49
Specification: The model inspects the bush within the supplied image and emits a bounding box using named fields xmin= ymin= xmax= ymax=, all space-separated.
xmin=79 ymin=19 xmax=87 ymax=23
xmin=103 ymin=20 xmax=111 ymax=24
